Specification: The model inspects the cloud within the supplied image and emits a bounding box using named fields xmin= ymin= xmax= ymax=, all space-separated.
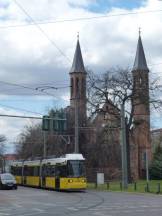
xmin=0 ymin=0 xmax=162 ymax=152
xmin=0 ymin=107 xmax=40 ymax=146
xmin=0 ymin=0 xmax=162 ymax=90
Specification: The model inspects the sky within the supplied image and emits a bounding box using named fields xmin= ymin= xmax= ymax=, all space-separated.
xmin=0 ymin=0 xmax=162 ymax=153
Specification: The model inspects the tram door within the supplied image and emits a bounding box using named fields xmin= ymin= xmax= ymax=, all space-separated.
xmin=21 ymin=166 xmax=24 ymax=185
xmin=55 ymin=166 xmax=60 ymax=189
xmin=55 ymin=164 xmax=67 ymax=190
xmin=23 ymin=165 xmax=27 ymax=185
xmin=42 ymin=165 xmax=46 ymax=187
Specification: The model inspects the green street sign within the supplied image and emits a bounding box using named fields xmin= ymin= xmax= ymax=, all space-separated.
xmin=42 ymin=111 xmax=67 ymax=132
xmin=42 ymin=115 xmax=50 ymax=131
xmin=53 ymin=111 xmax=67 ymax=133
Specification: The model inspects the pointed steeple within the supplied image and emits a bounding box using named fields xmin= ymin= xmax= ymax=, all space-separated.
xmin=133 ymin=31 xmax=148 ymax=71
xmin=70 ymin=35 xmax=86 ymax=73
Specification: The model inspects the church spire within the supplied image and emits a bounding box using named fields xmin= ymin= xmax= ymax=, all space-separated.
xmin=70 ymin=35 xmax=86 ymax=73
xmin=132 ymin=31 xmax=148 ymax=71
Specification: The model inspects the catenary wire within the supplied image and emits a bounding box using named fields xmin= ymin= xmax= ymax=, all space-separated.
xmin=0 ymin=80 xmax=59 ymax=96
xmin=13 ymin=0 xmax=71 ymax=64
xmin=0 ymin=103 xmax=43 ymax=115
xmin=0 ymin=9 xmax=162 ymax=29
xmin=1 ymin=2 xmax=162 ymax=68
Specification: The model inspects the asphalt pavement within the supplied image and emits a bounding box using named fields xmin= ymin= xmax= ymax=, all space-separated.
xmin=1 ymin=186 xmax=162 ymax=215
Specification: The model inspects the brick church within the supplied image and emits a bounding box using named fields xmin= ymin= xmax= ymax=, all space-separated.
xmin=67 ymin=33 xmax=152 ymax=181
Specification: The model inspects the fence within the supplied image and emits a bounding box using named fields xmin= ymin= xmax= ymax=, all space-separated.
xmin=87 ymin=181 xmax=162 ymax=194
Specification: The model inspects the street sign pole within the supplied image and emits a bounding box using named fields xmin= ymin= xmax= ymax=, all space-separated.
xmin=43 ymin=131 xmax=46 ymax=158
xmin=120 ymin=103 xmax=128 ymax=189
xmin=146 ymin=149 xmax=149 ymax=182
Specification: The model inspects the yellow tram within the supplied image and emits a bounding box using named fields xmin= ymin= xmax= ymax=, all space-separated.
xmin=11 ymin=154 xmax=86 ymax=190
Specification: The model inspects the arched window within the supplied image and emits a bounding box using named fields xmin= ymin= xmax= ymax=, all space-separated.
xmin=71 ymin=78 xmax=73 ymax=97
xmin=81 ymin=78 xmax=85 ymax=97
xmin=76 ymin=77 xmax=79 ymax=97
xmin=139 ymin=77 xmax=142 ymax=85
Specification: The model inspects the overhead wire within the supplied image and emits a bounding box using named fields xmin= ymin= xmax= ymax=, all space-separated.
xmin=0 ymin=103 xmax=43 ymax=115
xmin=0 ymin=80 xmax=70 ymax=96
xmin=0 ymin=80 xmax=56 ymax=96
xmin=1 ymin=2 xmax=162 ymax=77
xmin=0 ymin=2 xmax=162 ymax=70
xmin=0 ymin=8 xmax=162 ymax=29
xmin=13 ymin=0 xmax=71 ymax=64
xmin=0 ymin=81 xmax=70 ymax=116
xmin=0 ymin=2 xmax=162 ymax=112
xmin=0 ymin=114 xmax=42 ymax=119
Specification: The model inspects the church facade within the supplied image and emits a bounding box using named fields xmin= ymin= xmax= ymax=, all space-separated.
xmin=68 ymin=34 xmax=152 ymax=181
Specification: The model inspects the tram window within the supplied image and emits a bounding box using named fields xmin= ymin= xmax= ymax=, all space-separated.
xmin=28 ymin=167 xmax=33 ymax=176
xmin=24 ymin=166 xmax=28 ymax=176
xmin=42 ymin=165 xmax=46 ymax=176
xmin=50 ymin=165 xmax=55 ymax=176
xmin=56 ymin=165 xmax=67 ymax=177
xmin=11 ymin=166 xmax=19 ymax=175
xmin=42 ymin=165 xmax=55 ymax=177
xmin=33 ymin=166 xmax=39 ymax=176
xmin=47 ymin=166 xmax=52 ymax=176
xmin=24 ymin=166 xmax=34 ymax=176
xmin=67 ymin=161 xmax=85 ymax=177
xmin=15 ymin=167 xmax=22 ymax=175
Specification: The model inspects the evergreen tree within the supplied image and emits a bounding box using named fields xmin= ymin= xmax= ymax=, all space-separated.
xmin=149 ymin=146 xmax=162 ymax=180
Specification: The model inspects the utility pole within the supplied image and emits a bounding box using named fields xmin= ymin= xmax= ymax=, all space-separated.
xmin=74 ymin=98 xmax=79 ymax=153
xmin=146 ymin=148 xmax=149 ymax=182
xmin=120 ymin=103 xmax=128 ymax=189
xmin=43 ymin=131 xmax=46 ymax=158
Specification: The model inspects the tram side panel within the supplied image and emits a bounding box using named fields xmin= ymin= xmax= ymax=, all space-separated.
xmin=11 ymin=165 xmax=23 ymax=185
xmin=24 ymin=165 xmax=40 ymax=187
xmin=56 ymin=163 xmax=87 ymax=190
xmin=11 ymin=154 xmax=87 ymax=191
xmin=41 ymin=164 xmax=55 ymax=189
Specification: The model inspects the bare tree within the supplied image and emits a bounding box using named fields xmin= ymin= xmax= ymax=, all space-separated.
xmin=86 ymin=68 xmax=162 ymax=180
xmin=16 ymin=123 xmax=44 ymax=159
xmin=87 ymin=68 xmax=162 ymax=129
xmin=0 ymin=135 xmax=6 ymax=173
xmin=0 ymin=135 xmax=6 ymax=155
xmin=16 ymin=108 xmax=73 ymax=159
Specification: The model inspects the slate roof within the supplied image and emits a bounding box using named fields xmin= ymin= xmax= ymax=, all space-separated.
xmin=70 ymin=39 xmax=86 ymax=73
xmin=132 ymin=35 xmax=148 ymax=71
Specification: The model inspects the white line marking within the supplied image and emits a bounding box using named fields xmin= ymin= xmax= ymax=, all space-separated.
xmin=44 ymin=203 xmax=56 ymax=207
xmin=0 ymin=213 xmax=10 ymax=216
xmin=32 ymin=208 xmax=45 ymax=213
xmin=93 ymin=212 xmax=112 ymax=216
xmin=12 ymin=204 xmax=22 ymax=208
xmin=67 ymin=207 xmax=78 ymax=211
xmin=17 ymin=212 xmax=45 ymax=216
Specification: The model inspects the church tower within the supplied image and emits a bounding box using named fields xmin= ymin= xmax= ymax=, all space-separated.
xmin=131 ymin=32 xmax=151 ymax=179
xmin=69 ymin=36 xmax=87 ymax=127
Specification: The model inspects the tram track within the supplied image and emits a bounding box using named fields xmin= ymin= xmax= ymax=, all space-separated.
xmin=0 ymin=187 xmax=105 ymax=216
xmin=65 ymin=190 xmax=105 ymax=215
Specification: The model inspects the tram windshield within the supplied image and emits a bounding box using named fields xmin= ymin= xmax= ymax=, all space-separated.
xmin=67 ymin=160 xmax=85 ymax=177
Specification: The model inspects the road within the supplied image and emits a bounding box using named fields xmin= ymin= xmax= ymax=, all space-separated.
xmin=1 ymin=186 xmax=162 ymax=216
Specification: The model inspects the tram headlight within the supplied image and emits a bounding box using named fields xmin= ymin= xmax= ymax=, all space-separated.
xmin=68 ymin=179 xmax=73 ymax=183
xmin=82 ymin=179 xmax=86 ymax=183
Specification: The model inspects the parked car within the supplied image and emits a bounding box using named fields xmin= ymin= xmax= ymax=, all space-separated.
xmin=0 ymin=173 xmax=17 ymax=189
